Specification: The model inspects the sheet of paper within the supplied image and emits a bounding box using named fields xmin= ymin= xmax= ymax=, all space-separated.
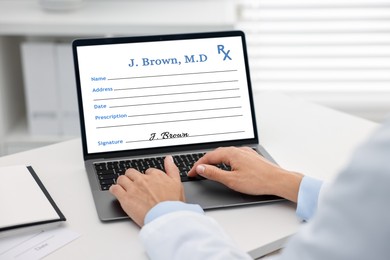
xmin=0 ymin=226 xmax=80 ymax=260
xmin=75 ymin=35 xmax=255 ymax=154
xmin=0 ymin=165 xmax=60 ymax=229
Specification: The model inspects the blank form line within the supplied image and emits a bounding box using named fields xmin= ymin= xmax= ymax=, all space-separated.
xmin=125 ymin=106 xmax=242 ymax=118
xmin=0 ymin=231 xmax=44 ymax=256
xmin=97 ymin=115 xmax=243 ymax=129
xmin=94 ymin=88 xmax=239 ymax=101
xmin=125 ymin=130 xmax=246 ymax=143
xmin=114 ymin=80 xmax=239 ymax=91
xmin=109 ymin=96 xmax=241 ymax=108
xmin=190 ymin=131 xmax=246 ymax=138
xmin=107 ymin=70 xmax=238 ymax=81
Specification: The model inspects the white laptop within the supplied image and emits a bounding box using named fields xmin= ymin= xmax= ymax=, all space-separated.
xmin=72 ymin=30 xmax=282 ymax=221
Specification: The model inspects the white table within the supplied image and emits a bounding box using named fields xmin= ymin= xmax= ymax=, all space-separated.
xmin=0 ymin=91 xmax=378 ymax=259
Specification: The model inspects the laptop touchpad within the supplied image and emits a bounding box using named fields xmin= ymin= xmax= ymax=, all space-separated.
xmin=183 ymin=180 xmax=246 ymax=209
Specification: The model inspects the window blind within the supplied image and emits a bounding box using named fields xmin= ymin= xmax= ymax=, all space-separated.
xmin=236 ymin=0 xmax=390 ymax=92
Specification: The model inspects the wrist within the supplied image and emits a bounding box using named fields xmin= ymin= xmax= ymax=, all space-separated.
xmin=272 ymin=169 xmax=304 ymax=203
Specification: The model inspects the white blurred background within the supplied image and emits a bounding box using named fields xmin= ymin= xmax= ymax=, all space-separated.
xmin=0 ymin=0 xmax=389 ymax=155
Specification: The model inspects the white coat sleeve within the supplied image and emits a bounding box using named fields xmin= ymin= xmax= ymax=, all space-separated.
xmin=139 ymin=210 xmax=252 ymax=260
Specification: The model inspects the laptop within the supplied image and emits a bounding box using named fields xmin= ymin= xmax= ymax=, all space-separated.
xmin=72 ymin=30 xmax=282 ymax=221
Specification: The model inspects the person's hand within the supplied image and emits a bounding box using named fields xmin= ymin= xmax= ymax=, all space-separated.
xmin=109 ymin=155 xmax=185 ymax=227
xmin=188 ymin=147 xmax=303 ymax=202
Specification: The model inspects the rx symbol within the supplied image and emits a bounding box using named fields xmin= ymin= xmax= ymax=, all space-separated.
xmin=217 ymin=45 xmax=232 ymax=61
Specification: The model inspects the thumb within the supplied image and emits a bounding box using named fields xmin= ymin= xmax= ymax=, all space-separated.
xmin=196 ymin=164 xmax=230 ymax=183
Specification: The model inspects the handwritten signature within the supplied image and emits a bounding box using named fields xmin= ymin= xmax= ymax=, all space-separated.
xmin=149 ymin=132 xmax=189 ymax=141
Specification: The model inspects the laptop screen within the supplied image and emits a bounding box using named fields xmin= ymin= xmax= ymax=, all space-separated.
xmin=73 ymin=31 xmax=257 ymax=156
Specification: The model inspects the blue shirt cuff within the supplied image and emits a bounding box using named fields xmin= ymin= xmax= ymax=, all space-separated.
xmin=296 ymin=176 xmax=323 ymax=221
xmin=144 ymin=201 xmax=205 ymax=224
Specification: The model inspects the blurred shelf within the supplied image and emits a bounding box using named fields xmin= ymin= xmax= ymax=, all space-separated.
xmin=3 ymin=118 xmax=77 ymax=155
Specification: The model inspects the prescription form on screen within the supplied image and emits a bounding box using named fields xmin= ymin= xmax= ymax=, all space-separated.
xmin=76 ymin=35 xmax=255 ymax=154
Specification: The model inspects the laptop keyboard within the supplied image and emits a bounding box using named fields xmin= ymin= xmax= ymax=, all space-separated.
xmin=94 ymin=152 xmax=231 ymax=191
